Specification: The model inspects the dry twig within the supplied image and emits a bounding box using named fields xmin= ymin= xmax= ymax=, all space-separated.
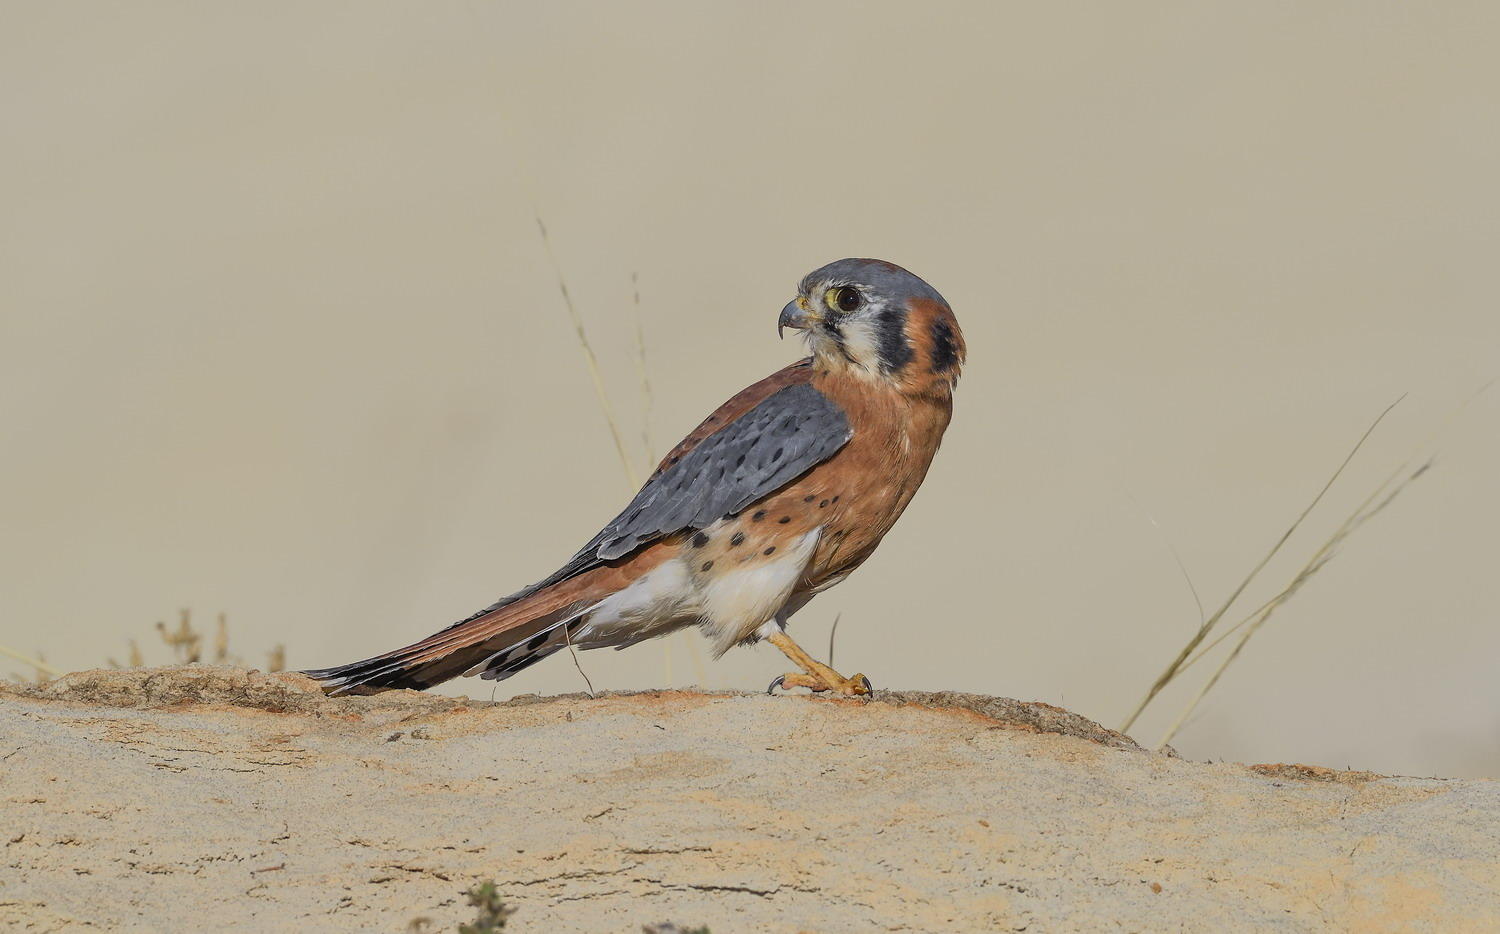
xmin=1119 ymin=398 xmax=1403 ymax=734
xmin=535 ymin=215 xmax=638 ymax=491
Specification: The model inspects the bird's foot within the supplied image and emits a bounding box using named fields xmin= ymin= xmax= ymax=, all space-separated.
xmin=763 ymin=629 xmax=872 ymax=697
xmin=767 ymin=667 xmax=872 ymax=697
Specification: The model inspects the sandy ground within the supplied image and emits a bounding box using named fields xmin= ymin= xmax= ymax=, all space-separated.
xmin=2 ymin=667 xmax=1497 ymax=932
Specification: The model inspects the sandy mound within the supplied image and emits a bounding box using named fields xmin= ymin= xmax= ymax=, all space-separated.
xmin=3 ymin=667 xmax=1496 ymax=932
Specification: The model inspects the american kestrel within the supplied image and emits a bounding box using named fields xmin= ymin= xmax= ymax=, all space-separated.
xmin=305 ymin=258 xmax=965 ymax=697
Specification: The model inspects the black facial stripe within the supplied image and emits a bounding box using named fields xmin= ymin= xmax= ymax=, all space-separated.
xmin=875 ymin=307 xmax=914 ymax=374
xmin=929 ymin=318 xmax=959 ymax=373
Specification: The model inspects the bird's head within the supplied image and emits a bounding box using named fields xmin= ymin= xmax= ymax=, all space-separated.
xmin=779 ymin=258 xmax=965 ymax=394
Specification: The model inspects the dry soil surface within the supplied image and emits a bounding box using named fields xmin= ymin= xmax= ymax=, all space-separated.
xmin=2 ymin=667 xmax=1497 ymax=932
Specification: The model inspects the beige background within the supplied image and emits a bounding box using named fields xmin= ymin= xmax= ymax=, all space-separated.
xmin=2 ymin=2 xmax=1496 ymax=777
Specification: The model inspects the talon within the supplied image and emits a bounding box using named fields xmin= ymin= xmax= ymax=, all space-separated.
xmin=764 ymin=632 xmax=870 ymax=698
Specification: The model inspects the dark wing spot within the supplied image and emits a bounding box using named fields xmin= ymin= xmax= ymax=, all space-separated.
xmin=752 ymin=510 xmax=766 ymax=521
xmin=700 ymin=560 xmax=714 ymax=572
xmin=831 ymin=495 xmax=840 ymax=503
xmin=691 ymin=532 xmax=709 ymax=548
xmin=778 ymin=516 xmax=791 ymax=524
xmin=763 ymin=546 xmax=776 ymax=555
xmin=730 ymin=532 xmax=745 ymax=547
xmin=929 ymin=318 xmax=960 ymax=373
xmin=803 ymin=494 xmax=816 ymax=502
xmin=819 ymin=499 xmax=829 ymax=508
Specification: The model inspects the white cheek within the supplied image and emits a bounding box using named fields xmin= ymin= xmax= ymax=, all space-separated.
xmin=837 ymin=319 xmax=882 ymax=371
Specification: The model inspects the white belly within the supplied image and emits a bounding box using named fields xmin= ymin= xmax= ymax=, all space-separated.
xmin=573 ymin=527 xmax=823 ymax=656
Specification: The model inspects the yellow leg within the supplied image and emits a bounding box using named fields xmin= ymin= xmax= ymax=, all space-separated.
xmin=766 ymin=631 xmax=871 ymax=697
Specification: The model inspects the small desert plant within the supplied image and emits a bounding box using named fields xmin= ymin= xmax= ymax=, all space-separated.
xmin=5 ymin=608 xmax=285 ymax=684
xmin=114 ymin=608 xmax=286 ymax=674
xmin=457 ymin=880 xmax=514 ymax=933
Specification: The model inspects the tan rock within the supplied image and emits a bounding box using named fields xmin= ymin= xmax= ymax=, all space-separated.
xmin=2 ymin=667 xmax=1496 ymax=932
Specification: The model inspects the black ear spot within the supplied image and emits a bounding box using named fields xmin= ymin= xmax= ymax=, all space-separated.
xmin=929 ymin=318 xmax=960 ymax=373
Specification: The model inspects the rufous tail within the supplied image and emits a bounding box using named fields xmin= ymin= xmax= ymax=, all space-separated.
xmin=302 ymin=569 xmax=615 ymax=695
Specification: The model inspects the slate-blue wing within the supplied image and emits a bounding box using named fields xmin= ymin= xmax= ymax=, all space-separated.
xmin=590 ymin=382 xmax=851 ymax=560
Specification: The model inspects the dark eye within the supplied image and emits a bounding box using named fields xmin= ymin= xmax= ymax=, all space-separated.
xmin=831 ymin=286 xmax=863 ymax=313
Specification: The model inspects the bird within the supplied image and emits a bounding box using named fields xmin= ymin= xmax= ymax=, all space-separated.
xmin=303 ymin=258 xmax=965 ymax=697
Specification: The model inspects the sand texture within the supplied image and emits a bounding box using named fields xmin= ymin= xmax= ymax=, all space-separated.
xmin=2 ymin=667 xmax=1497 ymax=932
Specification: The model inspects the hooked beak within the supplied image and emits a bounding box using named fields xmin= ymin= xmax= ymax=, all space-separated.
xmin=778 ymin=298 xmax=818 ymax=339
